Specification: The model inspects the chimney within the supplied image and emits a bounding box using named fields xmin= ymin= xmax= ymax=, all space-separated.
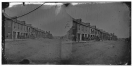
xmin=21 ymin=21 xmax=25 ymax=24
xmin=86 ymin=23 xmax=90 ymax=26
xmin=94 ymin=26 xmax=96 ymax=28
xmin=91 ymin=25 xmax=96 ymax=29
xmin=27 ymin=24 xmax=32 ymax=27
xmin=77 ymin=19 xmax=82 ymax=22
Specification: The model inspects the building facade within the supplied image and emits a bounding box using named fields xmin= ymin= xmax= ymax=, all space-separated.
xmin=4 ymin=13 xmax=53 ymax=40
xmin=65 ymin=18 xmax=117 ymax=42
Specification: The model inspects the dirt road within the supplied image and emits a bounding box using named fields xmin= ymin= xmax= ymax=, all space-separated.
xmin=71 ymin=40 xmax=131 ymax=65
xmin=5 ymin=38 xmax=61 ymax=64
xmin=5 ymin=39 xmax=130 ymax=65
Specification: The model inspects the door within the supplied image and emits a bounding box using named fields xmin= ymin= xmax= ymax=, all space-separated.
xmin=13 ymin=32 xmax=16 ymax=39
xmin=77 ymin=33 xmax=80 ymax=41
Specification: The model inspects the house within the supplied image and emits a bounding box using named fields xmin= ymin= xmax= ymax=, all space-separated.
xmin=64 ymin=18 xmax=117 ymax=42
xmin=4 ymin=13 xmax=53 ymax=40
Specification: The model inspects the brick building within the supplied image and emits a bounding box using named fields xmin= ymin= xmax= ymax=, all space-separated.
xmin=4 ymin=13 xmax=13 ymax=39
xmin=4 ymin=13 xmax=53 ymax=40
xmin=65 ymin=18 xmax=117 ymax=42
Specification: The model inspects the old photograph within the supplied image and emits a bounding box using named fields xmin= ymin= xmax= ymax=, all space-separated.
xmin=2 ymin=2 xmax=131 ymax=65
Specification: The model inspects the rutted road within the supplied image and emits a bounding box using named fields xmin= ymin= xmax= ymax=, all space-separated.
xmin=71 ymin=41 xmax=130 ymax=65
xmin=5 ymin=39 xmax=130 ymax=64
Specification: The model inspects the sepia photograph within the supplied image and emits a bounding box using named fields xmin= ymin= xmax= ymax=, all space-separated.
xmin=2 ymin=1 xmax=131 ymax=65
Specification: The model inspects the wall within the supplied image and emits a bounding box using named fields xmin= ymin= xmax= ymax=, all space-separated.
xmin=5 ymin=19 xmax=12 ymax=39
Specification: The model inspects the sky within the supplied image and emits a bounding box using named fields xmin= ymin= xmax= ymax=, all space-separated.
xmin=5 ymin=2 xmax=130 ymax=38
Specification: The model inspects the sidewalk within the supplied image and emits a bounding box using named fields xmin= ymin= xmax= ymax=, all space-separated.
xmin=61 ymin=40 xmax=98 ymax=44
xmin=75 ymin=40 xmax=96 ymax=43
xmin=5 ymin=39 xmax=33 ymax=42
xmin=61 ymin=40 xmax=73 ymax=44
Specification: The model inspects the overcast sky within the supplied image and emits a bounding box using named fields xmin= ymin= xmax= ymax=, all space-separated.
xmin=5 ymin=2 xmax=130 ymax=38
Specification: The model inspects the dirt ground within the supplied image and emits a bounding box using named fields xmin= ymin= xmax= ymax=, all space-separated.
xmin=5 ymin=39 xmax=131 ymax=65
xmin=71 ymin=40 xmax=131 ymax=65
xmin=5 ymin=38 xmax=61 ymax=64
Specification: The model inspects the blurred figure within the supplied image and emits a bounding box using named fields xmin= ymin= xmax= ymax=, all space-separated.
xmin=19 ymin=59 xmax=30 ymax=64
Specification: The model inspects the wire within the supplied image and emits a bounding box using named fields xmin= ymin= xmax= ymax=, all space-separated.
xmin=16 ymin=2 xmax=45 ymax=18
xmin=63 ymin=5 xmax=75 ymax=29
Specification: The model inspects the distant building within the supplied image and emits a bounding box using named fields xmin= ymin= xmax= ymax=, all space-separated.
xmin=90 ymin=25 xmax=96 ymax=40
xmin=4 ymin=13 xmax=53 ymax=40
xmin=73 ymin=19 xmax=90 ymax=41
xmin=65 ymin=18 xmax=117 ymax=42
xmin=4 ymin=13 xmax=13 ymax=39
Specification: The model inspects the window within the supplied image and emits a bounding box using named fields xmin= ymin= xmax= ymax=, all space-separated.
xmin=16 ymin=23 xmax=18 ymax=29
xmin=7 ymin=32 xmax=11 ymax=38
xmin=91 ymin=29 xmax=93 ymax=33
xmin=17 ymin=32 xmax=20 ymax=39
xmin=21 ymin=25 xmax=23 ymax=30
xmin=95 ymin=31 xmax=97 ymax=34
xmin=85 ymin=34 xmax=87 ymax=38
xmin=20 ymin=25 xmax=21 ymax=30
xmin=82 ymin=26 xmax=84 ymax=31
xmin=78 ymin=24 xmax=80 ymax=30
xmin=82 ymin=34 xmax=84 ymax=40
xmin=93 ymin=30 xmax=95 ymax=34
xmin=25 ymin=26 xmax=26 ymax=31
xmin=8 ymin=22 xmax=11 ymax=27
xmin=27 ymin=27 xmax=28 ymax=32
xmin=29 ymin=28 xmax=30 ymax=32
xmin=23 ymin=26 xmax=25 ymax=31
xmin=91 ymin=29 xmax=95 ymax=34
xmin=84 ymin=26 xmax=85 ymax=32
xmin=6 ymin=35 xmax=8 ymax=38
xmin=31 ymin=28 xmax=33 ymax=32
xmin=25 ymin=26 xmax=27 ymax=31
xmin=24 ymin=26 xmax=26 ymax=31
xmin=8 ymin=32 xmax=11 ymax=35
xmin=88 ymin=34 xmax=90 ymax=37
xmin=14 ymin=23 xmax=16 ymax=28
xmin=26 ymin=26 xmax=27 ymax=31
xmin=20 ymin=33 xmax=22 ymax=38
xmin=22 ymin=25 xmax=23 ymax=30
xmin=18 ymin=24 xmax=19 ymax=29
xmin=73 ymin=22 xmax=75 ymax=26
xmin=86 ymin=27 xmax=87 ymax=32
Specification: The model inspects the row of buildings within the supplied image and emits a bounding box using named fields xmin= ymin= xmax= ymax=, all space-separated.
xmin=3 ymin=13 xmax=53 ymax=40
xmin=64 ymin=18 xmax=117 ymax=42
